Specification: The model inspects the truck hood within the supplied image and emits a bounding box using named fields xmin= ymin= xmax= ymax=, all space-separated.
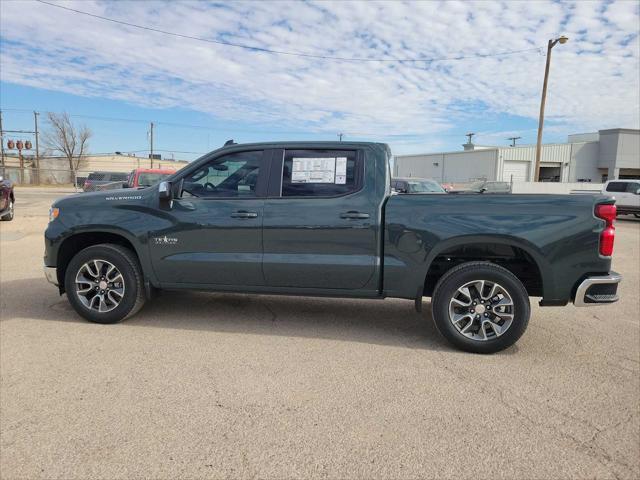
xmin=52 ymin=187 xmax=153 ymax=209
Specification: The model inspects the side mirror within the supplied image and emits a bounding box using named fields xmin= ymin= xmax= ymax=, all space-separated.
xmin=172 ymin=178 xmax=184 ymax=199
xmin=159 ymin=181 xmax=172 ymax=200
xmin=636 ymin=188 xmax=640 ymax=195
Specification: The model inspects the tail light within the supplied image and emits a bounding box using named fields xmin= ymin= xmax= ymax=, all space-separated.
xmin=595 ymin=203 xmax=616 ymax=256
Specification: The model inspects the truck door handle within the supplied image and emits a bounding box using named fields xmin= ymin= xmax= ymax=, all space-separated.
xmin=230 ymin=211 xmax=258 ymax=219
xmin=340 ymin=211 xmax=370 ymax=219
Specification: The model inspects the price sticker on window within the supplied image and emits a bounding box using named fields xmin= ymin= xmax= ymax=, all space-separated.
xmin=292 ymin=157 xmax=337 ymax=183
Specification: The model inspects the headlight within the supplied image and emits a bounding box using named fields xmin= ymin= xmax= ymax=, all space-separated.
xmin=49 ymin=207 xmax=60 ymax=222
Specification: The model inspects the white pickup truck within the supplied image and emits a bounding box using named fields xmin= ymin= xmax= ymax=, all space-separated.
xmin=603 ymin=179 xmax=640 ymax=217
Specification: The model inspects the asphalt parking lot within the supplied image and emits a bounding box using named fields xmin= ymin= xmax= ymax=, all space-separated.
xmin=1 ymin=187 xmax=639 ymax=480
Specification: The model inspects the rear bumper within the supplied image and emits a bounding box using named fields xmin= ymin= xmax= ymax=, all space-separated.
xmin=44 ymin=266 xmax=58 ymax=286
xmin=574 ymin=272 xmax=621 ymax=307
xmin=617 ymin=206 xmax=640 ymax=215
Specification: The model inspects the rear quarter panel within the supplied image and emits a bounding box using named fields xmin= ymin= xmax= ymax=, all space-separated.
xmin=383 ymin=193 xmax=613 ymax=303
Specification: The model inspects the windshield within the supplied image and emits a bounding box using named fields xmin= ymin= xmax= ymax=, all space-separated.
xmin=137 ymin=172 xmax=172 ymax=187
xmin=407 ymin=180 xmax=445 ymax=193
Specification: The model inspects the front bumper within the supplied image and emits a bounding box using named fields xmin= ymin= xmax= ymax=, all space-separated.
xmin=44 ymin=266 xmax=58 ymax=286
xmin=574 ymin=272 xmax=621 ymax=307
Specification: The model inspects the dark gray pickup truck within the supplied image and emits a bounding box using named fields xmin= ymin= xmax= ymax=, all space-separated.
xmin=44 ymin=141 xmax=621 ymax=353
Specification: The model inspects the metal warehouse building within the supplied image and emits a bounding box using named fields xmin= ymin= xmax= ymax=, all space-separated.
xmin=394 ymin=128 xmax=640 ymax=184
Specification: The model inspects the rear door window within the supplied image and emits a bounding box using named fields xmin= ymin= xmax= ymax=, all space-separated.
xmin=281 ymin=149 xmax=361 ymax=197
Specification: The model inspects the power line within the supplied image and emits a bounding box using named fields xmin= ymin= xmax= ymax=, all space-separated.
xmin=0 ymin=108 xmax=435 ymax=137
xmin=35 ymin=0 xmax=542 ymax=64
xmin=1 ymin=108 xmax=522 ymax=141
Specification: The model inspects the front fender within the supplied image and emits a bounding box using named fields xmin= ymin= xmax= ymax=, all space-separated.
xmin=44 ymin=197 xmax=164 ymax=286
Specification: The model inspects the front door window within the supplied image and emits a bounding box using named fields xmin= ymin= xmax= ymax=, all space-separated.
xmin=182 ymin=151 xmax=263 ymax=198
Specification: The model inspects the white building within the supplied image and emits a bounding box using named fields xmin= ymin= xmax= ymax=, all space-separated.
xmin=394 ymin=128 xmax=640 ymax=184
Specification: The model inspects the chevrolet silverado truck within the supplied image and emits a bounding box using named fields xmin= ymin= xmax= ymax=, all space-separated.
xmin=44 ymin=141 xmax=621 ymax=353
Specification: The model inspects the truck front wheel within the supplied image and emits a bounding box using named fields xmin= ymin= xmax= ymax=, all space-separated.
xmin=431 ymin=261 xmax=530 ymax=354
xmin=64 ymin=244 xmax=146 ymax=324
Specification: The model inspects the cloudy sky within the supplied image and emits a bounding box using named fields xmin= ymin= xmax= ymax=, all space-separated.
xmin=1 ymin=0 xmax=639 ymax=158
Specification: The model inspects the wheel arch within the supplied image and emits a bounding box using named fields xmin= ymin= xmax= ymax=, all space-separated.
xmin=55 ymin=230 xmax=149 ymax=292
xmin=421 ymin=235 xmax=550 ymax=299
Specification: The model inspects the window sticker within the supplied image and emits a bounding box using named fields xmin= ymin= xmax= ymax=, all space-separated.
xmin=291 ymin=157 xmax=336 ymax=183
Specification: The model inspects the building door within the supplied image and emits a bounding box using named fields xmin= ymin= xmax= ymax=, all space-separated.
xmin=503 ymin=161 xmax=530 ymax=182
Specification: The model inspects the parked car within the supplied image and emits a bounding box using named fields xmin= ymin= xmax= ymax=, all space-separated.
xmin=449 ymin=180 xmax=512 ymax=194
xmin=44 ymin=141 xmax=621 ymax=353
xmin=0 ymin=175 xmax=15 ymax=221
xmin=602 ymin=179 xmax=640 ymax=217
xmin=83 ymin=171 xmax=130 ymax=192
xmin=391 ymin=177 xmax=446 ymax=194
xmin=126 ymin=168 xmax=176 ymax=188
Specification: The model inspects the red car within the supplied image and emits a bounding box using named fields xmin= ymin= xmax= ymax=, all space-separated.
xmin=0 ymin=174 xmax=15 ymax=221
xmin=126 ymin=167 xmax=176 ymax=188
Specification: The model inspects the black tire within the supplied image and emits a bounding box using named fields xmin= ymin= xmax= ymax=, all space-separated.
xmin=64 ymin=244 xmax=146 ymax=324
xmin=431 ymin=261 xmax=530 ymax=354
xmin=1 ymin=200 xmax=14 ymax=221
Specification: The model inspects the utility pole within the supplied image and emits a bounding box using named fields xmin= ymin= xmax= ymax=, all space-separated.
xmin=508 ymin=136 xmax=521 ymax=147
xmin=462 ymin=132 xmax=476 ymax=151
xmin=149 ymin=122 xmax=154 ymax=169
xmin=534 ymin=35 xmax=568 ymax=181
xmin=34 ymin=111 xmax=40 ymax=183
xmin=0 ymin=110 xmax=4 ymax=167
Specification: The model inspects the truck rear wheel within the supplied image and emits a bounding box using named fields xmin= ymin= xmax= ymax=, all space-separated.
xmin=64 ymin=244 xmax=146 ymax=324
xmin=431 ymin=261 xmax=530 ymax=354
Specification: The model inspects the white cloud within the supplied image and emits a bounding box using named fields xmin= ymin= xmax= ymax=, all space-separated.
xmin=1 ymin=0 xmax=638 ymax=145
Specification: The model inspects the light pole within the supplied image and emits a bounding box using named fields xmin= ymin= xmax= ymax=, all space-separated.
xmin=34 ymin=111 xmax=40 ymax=184
xmin=534 ymin=35 xmax=568 ymax=181
xmin=149 ymin=122 xmax=154 ymax=169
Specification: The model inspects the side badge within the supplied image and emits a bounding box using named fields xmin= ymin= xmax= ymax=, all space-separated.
xmin=153 ymin=235 xmax=178 ymax=245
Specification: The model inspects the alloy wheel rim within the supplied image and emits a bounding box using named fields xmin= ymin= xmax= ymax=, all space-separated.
xmin=448 ymin=279 xmax=514 ymax=342
xmin=75 ymin=259 xmax=125 ymax=313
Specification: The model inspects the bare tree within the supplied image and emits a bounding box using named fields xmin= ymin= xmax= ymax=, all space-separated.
xmin=42 ymin=112 xmax=92 ymax=174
